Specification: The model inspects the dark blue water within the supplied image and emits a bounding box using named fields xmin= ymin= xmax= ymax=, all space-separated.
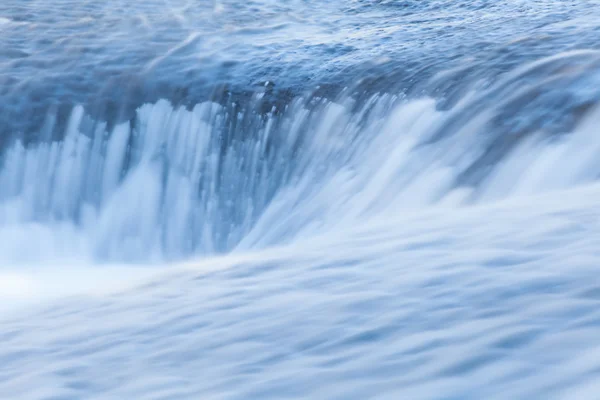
xmin=2 ymin=0 xmax=600 ymax=134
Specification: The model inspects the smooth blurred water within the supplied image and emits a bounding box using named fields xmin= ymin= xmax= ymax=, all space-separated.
xmin=2 ymin=0 xmax=600 ymax=262
xmin=2 ymin=49 xmax=600 ymax=262
xmin=4 ymin=1 xmax=600 ymax=399
xmin=5 ymin=185 xmax=600 ymax=399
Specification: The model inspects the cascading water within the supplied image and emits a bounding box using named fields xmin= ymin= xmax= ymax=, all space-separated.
xmin=2 ymin=48 xmax=600 ymax=264
xmin=6 ymin=1 xmax=600 ymax=399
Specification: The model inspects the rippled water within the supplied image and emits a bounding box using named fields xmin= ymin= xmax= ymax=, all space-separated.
xmin=3 ymin=0 xmax=600 ymax=132
xmin=3 ymin=0 xmax=600 ymax=398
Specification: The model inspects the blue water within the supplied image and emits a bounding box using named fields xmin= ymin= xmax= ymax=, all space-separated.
xmin=3 ymin=0 xmax=600 ymax=261
xmin=3 ymin=0 xmax=600 ymax=398
xmin=2 ymin=0 xmax=600 ymax=133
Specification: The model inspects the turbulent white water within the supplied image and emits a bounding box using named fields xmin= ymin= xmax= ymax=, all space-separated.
xmin=2 ymin=79 xmax=600 ymax=263
xmin=4 ymin=185 xmax=600 ymax=399
xmin=4 ymin=0 xmax=600 ymax=398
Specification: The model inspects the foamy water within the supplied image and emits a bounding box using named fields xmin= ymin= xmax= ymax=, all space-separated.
xmin=4 ymin=186 xmax=600 ymax=398
xmin=2 ymin=0 xmax=600 ymax=398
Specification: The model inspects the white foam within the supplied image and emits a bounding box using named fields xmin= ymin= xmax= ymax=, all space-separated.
xmin=2 ymin=94 xmax=600 ymax=263
xmin=2 ymin=184 xmax=600 ymax=398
